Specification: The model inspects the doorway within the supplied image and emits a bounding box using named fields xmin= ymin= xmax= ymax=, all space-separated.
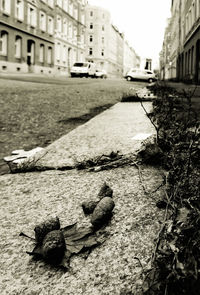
xmin=27 ymin=40 xmax=35 ymax=72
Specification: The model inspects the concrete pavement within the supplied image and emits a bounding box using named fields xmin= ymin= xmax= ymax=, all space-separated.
xmin=1 ymin=99 xmax=166 ymax=294
xmin=14 ymin=101 xmax=156 ymax=171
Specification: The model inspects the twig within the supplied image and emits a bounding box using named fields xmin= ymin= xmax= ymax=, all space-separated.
xmin=138 ymin=95 xmax=159 ymax=143
xmin=186 ymin=124 xmax=198 ymax=178
xmin=19 ymin=232 xmax=35 ymax=241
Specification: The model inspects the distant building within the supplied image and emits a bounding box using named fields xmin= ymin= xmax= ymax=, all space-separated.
xmin=160 ymin=0 xmax=200 ymax=84
xmin=85 ymin=5 xmax=139 ymax=78
xmin=123 ymin=40 xmax=140 ymax=75
xmin=160 ymin=18 xmax=172 ymax=80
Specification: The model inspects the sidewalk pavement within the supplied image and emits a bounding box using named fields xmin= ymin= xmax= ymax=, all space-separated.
xmin=23 ymin=102 xmax=156 ymax=170
xmin=0 ymin=101 xmax=165 ymax=295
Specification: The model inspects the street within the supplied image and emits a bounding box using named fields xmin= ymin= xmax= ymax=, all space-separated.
xmin=0 ymin=76 xmax=148 ymax=174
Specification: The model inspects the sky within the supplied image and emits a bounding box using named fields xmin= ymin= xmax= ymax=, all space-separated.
xmin=88 ymin=0 xmax=172 ymax=67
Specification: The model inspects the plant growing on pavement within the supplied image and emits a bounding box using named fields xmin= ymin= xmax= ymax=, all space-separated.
xmin=140 ymin=83 xmax=200 ymax=294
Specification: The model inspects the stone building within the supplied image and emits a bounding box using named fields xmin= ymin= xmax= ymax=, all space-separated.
xmin=160 ymin=0 xmax=200 ymax=83
xmin=54 ymin=0 xmax=86 ymax=76
xmin=179 ymin=0 xmax=200 ymax=83
xmin=160 ymin=18 xmax=172 ymax=80
xmin=85 ymin=5 xmax=139 ymax=78
xmin=0 ymin=0 xmax=86 ymax=75
xmin=123 ymin=40 xmax=140 ymax=76
xmin=0 ymin=0 xmax=55 ymax=74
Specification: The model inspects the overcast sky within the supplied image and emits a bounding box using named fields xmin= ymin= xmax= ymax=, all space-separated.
xmin=88 ymin=0 xmax=171 ymax=66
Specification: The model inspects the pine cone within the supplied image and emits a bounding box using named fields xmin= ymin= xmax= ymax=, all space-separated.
xmin=34 ymin=217 xmax=60 ymax=244
xmin=98 ymin=182 xmax=113 ymax=199
xmin=91 ymin=197 xmax=115 ymax=228
xmin=42 ymin=230 xmax=66 ymax=264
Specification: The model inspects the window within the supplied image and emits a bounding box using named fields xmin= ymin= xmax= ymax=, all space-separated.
xmin=63 ymin=19 xmax=68 ymax=35
xmin=48 ymin=0 xmax=54 ymax=7
xmin=47 ymin=46 xmax=52 ymax=64
xmin=73 ymin=26 xmax=77 ymax=40
xmin=81 ymin=13 xmax=85 ymax=25
xmin=90 ymin=23 xmax=93 ymax=29
xmin=69 ymin=23 xmax=72 ymax=38
xmin=63 ymin=0 xmax=68 ymax=11
xmin=57 ymin=16 xmax=62 ymax=32
xmin=39 ymin=44 xmax=45 ymax=62
xmin=101 ymin=49 xmax=104 ymax=56
xmin=15 ymin=36 xmax=22 ymax=58
xmin=188 ymin=9 xmax=192 ymax=30
xmin=0 ymin=31 xmax=8 ymax=56
xmin=48 ymin=16 xmax=54 ymax=35
xmin=186 ymin=14 xmax=189 ymax=33
xmin=196 ymin=0 xmax=200 ymax=19
xmin=27 ymin=4 xmax=37 ymax=27
xmin=57 ymin=0 xmax=62 ymax=7
xmin=90 ymin=11 xmax=93 ymax=17
xmin=102 ymin=25 xmax=105 ymax=31
xmin=74 ymin=6 xmax=78 ymax=19
xmin=69 ymin=0 xmax=73 ymax=15
xmin=192 ymin=2 xmax=195 ymax=24
xmin=15 ymin=0 xmax=24 ymax=21
xmin=56 ymin=43 xmax=61 ymax=61
xmin=40 ymin=11 xmax=46 ymax=31
xmin=89 ymin=35 xmax=93 ymax=42
xmin=89 ymin=48 xmax=93 ymax=55
xmin=1 ymin=0 xmax=11 ymax=14
xmin=63 ymin=45 xmax=67 ymax=63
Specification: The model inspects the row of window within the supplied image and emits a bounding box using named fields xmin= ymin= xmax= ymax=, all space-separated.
xmin=185 ymin=0 xmax=200 ymax=35
xmin=0 ymin=31 xmax=53 ymax=64
xmin=0 ymin=0 xmax=81 ymax=16
xmin=56 ymin=0 xmax=79 ymax=20
xmin=89 ymin=35 xmax=104 ymax=44
xmin=89 ymin=10 xmax=105 ymax=18
xmin=0 ymin=0 xmax=85 ymax=30
xmin=89 ymin=23 xmax=105 ymax=31
xmin=88 ymin=47 xmax=104 ymax=56
xmin=0 ymin=0 xmax=54 ymax=15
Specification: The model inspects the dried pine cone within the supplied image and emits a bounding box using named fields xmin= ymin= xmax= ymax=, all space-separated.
xmin=82 ymin=200 xmax=99 ymax=214
xmin=42 ymin=230 xmax=66 ymax=264
xmin=91 ymin=197 xmax=115 ymax=228
xmin=98 ymin=182 xmax=113 ymax=199
xmin=34 ymin=217 xmax=60 ymax=244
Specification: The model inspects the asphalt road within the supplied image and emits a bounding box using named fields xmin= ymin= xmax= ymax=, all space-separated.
xmin=0 ymin=76 xmax=148 ymax=174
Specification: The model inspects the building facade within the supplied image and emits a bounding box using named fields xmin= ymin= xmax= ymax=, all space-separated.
xmin=160 ymin=0 xmax=200 ymax=84
xmin=123 ymin=40 xmax=140 ymax=76
xmin=85 ymin=5 xmax=111 ymax=73
xmin=54 ymin=0 xmax=86 ymax=75
xmin=160 ymin=18 xmax=172 ymax=80
xmin=0 ymin=0 xmax=55 ymax=74
xmin=0 ymin=0 xmax=86 ymax=75
xmin=85 ymin=5 xmax=140 ymax=78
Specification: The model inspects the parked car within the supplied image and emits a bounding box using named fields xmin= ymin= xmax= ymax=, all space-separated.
xmin=94 ymin=69 xmax=107 ymax=79
xmin=70 ymin=62 xmax=96 ymax=78
xmin=125 ymin=69 xmax=157 ymax=83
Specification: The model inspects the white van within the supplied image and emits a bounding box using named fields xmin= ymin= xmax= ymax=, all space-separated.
xmin=70 ymin=62 xmax=96 ymax=78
